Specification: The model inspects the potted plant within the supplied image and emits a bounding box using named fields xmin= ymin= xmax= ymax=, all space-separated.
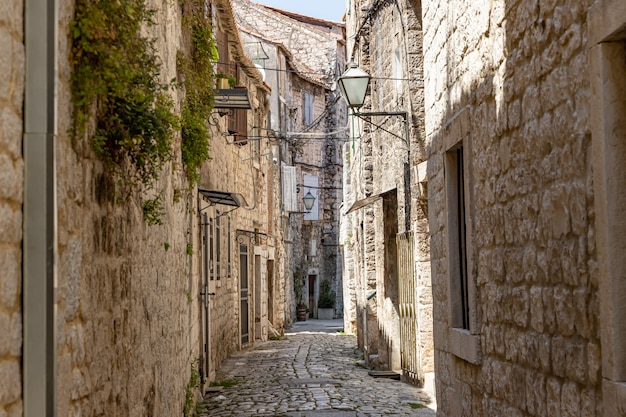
xmin=216 ymin=72 xmax=235 ymax=89
xmin=317 ymin=279 xmax=336 ymax=320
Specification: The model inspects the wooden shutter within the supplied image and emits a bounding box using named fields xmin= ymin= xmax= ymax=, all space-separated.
xmin=281 ymin=165 xmax=298 ymax=212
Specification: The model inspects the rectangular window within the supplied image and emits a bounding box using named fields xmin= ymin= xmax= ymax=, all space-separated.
xmin=216 ymin=29 xmax=230 ymax=75
xmin=216 ymin=214 xmax=221 ymax=280
xmin=203 ymin=213 xmax=209 ymax=284
xmin=209 ymin=218 xmax=214 ymax=281
xmin=227 ymin=216 xmax=232 ymax=277
xmin=394 ymin=47 xmax=403 ymax=91
xmin=446 ymin=145 xmax=469 ymax=330
xmin=303 ymin=92 xmax=314 ymax=125
xmin=228 ymin=65 xmax=248 ymax=144
xmin=443 ymin=120 xmax=480 ymax=364
xmin=229 ymin=109 xmax=248 ymax=143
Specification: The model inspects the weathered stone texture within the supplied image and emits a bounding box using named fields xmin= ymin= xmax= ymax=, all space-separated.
xmin=0 ymin=0 xmax=23 ymax=413
xmin=343 ymin=0 xmax=433 ymax=385
xmin=50 ymin=0 xmax=276 ymax=415
xmin=424 ymin=0 xmax=601 ymax=414
xmin=233 ymin=0 xmax=345 ymax=322
xmin=52 ymin=0 xmax=197 ymax=411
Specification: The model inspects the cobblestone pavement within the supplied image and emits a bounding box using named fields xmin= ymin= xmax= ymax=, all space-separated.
xmin=199 ymin=319 xmax=436 ymax=417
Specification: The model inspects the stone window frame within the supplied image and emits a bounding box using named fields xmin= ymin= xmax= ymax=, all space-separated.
xmin=446 ymin=145 xmax=470 ymax=330
xmin=589 ymin=0 xmax=626 ymax=412
xmin=443 ymin=124 xmax=481 ymax=365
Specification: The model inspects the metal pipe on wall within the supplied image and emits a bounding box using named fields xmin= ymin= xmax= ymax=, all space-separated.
xmin=23 ymin=0 xmax=58 ymax=414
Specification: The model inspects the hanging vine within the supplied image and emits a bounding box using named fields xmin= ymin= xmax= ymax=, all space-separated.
xmin=70 ymin=0 xmax=179 ymax=193
xmin=178 ymin=0 xmax=217 ymax=185
xmin=70 ymin=0 xmax=218 ymax=226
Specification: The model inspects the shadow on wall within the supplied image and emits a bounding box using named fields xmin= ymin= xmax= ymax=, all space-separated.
xmin=429 ymin=0 xmax=599 ymax=414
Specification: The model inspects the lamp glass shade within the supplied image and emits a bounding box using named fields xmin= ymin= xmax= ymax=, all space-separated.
xmin=337 ymin=62 xmax=370 ymax=109
xmin=303 ymin=191 xmax=316 ymax=212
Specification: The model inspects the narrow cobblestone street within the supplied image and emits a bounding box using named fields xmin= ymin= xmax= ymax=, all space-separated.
xmin=199 ymin=319 xmax=436 ymax=417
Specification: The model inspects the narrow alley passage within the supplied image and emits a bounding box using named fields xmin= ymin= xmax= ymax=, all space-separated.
xmin=199 ymin=319 xmax=436 ymax=417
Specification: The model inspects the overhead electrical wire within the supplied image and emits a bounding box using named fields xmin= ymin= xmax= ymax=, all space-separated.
xmin=215 ymin=61 xmax=416 ymax=81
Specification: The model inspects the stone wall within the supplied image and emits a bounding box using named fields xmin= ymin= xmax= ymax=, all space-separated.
xmin=6 ymin=0 xmax=274 ymax=415
xmin=342 ymin=0 xmax=433 ymax=383
xmin=196 ymin=0 xmax=277 ymax=379
xmin=233 ymin=0 xmax=344 ymax=86
xmin=233 ymin=0 xmax=346 ymax=321
xmin=0 ymin=0 xmax=24 ymax=414
xmin=53 ymin=0 xmax=200 ymax=414
xmin=200 ymin=77 xmax=275 ymax=371
xmin=423 ymin=0 xmax=601 ymax=415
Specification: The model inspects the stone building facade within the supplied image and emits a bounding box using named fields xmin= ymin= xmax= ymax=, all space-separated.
xmin=233 ymin=0 xmax=347 ymax=322
xmin=341 ymin=0 xmax=434 ymax=388
xmin=423 ymin=0 xmax=626 ymax=415
xmin=0 ymin=0 xmax=24 ymax=415
xmin=3 ymin=0 xmax=281 ymax=416
xmin=197 ymin=0 xmax=277 ymax=383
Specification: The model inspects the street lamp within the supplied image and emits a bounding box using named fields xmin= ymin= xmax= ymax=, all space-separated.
xmin=303 ymin=191 xmax=316 ymax=212
xmin=337 ymin=62 xmax=408 ymax=143
xmin=337 ymin=62 xmax=370 ymax=110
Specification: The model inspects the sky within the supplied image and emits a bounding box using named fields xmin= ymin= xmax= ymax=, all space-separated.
xmin=254 ymin=0 xmax=346 ymax=22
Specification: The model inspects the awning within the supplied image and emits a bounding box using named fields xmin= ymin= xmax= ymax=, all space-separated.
xmin=198 ymin=188 xmax=248 ymax=207
xmin=213 ymin=88 xmax=252 ymax=109
xmin=345 ymin=188 xmax=396 ymax=214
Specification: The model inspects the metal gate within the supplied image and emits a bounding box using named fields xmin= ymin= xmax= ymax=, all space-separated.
xmin=397 ymin=231 xmax=422 ymax=385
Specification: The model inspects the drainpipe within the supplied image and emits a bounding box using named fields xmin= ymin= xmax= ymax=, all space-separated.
xmin=23 ymin=0 xmax=57 ymax=414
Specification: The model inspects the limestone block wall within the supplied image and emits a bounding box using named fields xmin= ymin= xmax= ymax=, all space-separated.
xmin=232 ymin=0 xmax=344 ymax=85
xmin=234 ymin=1 xmax=345 ymax=322
xmin=237 ymin=30 xmax=307 ymax=324
xmin=423 ymin=0 xmax=600 ymax=415
xmin=197 ymin=0 xmax=276 ymax=374
xmin=290 ymin=77 xmax=343 ymax=318
xmin=52 ymin=0 xmax=202 ymax=414
xmin=200 ymin=78 xmax=275 ymax=370
xmin=8 ymin=0 xmax=276 ymax=415
xmin=0 ymin=0 xmax=24 ymax=414
xmin=342 ymin=0 xmax=432 ymax=380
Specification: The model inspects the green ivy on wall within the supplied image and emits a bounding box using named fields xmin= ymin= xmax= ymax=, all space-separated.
xmin=70 ymin=0 xmax=178 ymax=192
xmin=178 ymin=0 xmax=217 ymax=185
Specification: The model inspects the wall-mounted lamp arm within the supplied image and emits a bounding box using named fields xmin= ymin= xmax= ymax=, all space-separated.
xmin=351 ymin=110 xmax=409 ymax=144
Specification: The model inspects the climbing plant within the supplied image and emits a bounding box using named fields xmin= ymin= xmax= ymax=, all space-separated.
xmin=70 ymin=0 xmax=178 ymax=192
xmin=71 ymin=0 xmax=218 ymax=226
xmin=178 ymin=0 xmax=217 ymax=184
xmin=183 ymin=360 xmax=201 ymax=417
